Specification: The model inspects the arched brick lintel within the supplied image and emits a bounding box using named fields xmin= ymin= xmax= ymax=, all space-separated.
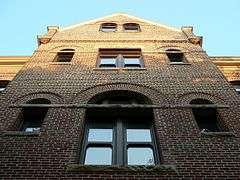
xmin=71 ymin=83 xmax=169 ymax=105
xmin=176 ymin=92 xmax=228 ymax=105
xmin=13 ymin=92 xmax=64 ymax=104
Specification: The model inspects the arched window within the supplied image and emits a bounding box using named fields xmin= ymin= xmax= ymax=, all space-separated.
xmin=123 ymin=23 xmax=140 ymax=32
xmin=100 ymin=23 xmax=117 ymax=32
xmin=230 ymin=81 xmax=240 ymax=94
xmin=19 ymin=98 xmax=50 ymax=132
xmin=81 ymin=91 xmax=159 ymax=166
xmin=190 ymin=99 xmax=221 ymax=132
xmin=166 ymin=49 xmax=185 ymax=63
xmin=55 ymin=49 xmax=75 ymax=62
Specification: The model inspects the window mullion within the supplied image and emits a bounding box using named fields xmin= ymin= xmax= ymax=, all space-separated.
xmin=116 ymin=119 xmax=124 ymax=165
xmin=117 ymin=54 xmax=124 ymax=67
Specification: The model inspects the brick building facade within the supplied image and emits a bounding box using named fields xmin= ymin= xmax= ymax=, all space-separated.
xmin=0 ymin=13 xmax=240 ymax=179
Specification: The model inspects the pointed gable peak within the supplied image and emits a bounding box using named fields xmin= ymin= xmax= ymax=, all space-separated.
xmin=59 ymin=13 xmax=181 ymax=32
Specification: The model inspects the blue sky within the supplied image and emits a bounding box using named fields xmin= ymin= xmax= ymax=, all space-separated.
xmin=0 ymin=0 xmax=239 ymax=56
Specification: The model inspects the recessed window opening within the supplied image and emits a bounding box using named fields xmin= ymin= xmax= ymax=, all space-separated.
xmin=101 ymin=23 xmax=117 ymax=32
xmin=166 ymin=49 xmax=185 ymax=63
xmin=0 ymin=80 xmax=10 ymax=92
xmin=55 ymin=49 xmax=75 ymax=62
xmin=20 ymin=98 xmax=50 ymax=132
xmin=123 ymin=23 xmax=140 ymax=32
xmin=81 ymin=91 xmax=159 ymax=166
xmin=190 ymin=99 xmax=221 ymax=132
xmin=98 ymin=49 xmax=143 ymax=68
xmin=231 ymin=81 xmax=240 ymax=94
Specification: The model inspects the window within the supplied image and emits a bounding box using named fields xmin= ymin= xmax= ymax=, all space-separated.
xmin=55 ymin=49 xmax=75 ymax=62
xmin=231 ymin=81 xmax=240 ymax=94
xmin=98 ymin=49 xmax=143 ymax=68
xmin=81 ymin=91 xmax=159 ymax=166
xmin=166 ymin=49 xmax=185 ymax=63
xmin=0 ymin=80 xmax=10 ymax=92
xmin=123 ymin=23 xmax=140 ymax=32
xmin=19 ymin=98 xmax=50 ymax=132
xmin=100 ymin=23 xmax=117 ymax=32
xmin=190 ymin=99 xmax=221 ymax=132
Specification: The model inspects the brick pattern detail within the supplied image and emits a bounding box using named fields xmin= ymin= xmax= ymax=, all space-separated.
xmin=0 ymin=14 xmax=240 ymax=179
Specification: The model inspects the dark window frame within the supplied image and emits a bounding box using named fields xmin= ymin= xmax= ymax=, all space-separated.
xmin=166 ymin=49 xmax=186 ymax=63
xmin=123 ymin=23 xmax=141 ymax=32
xmin=100 ymin=23 xmax=117 ymax=32
xmin=54 ymin=49 xmax=75 ymax=62
xmin=190 ymin=99 xmax=224 ymax=132
xmin=80 ymin=118 xmax=159 ymax=166
xmin=97 ymin=49 xmax=144 ymax=68
xmin=0 ymin=80 xmax=10 ymax=92
xmin=19 ymin=98 xmax=50 ymax=132
xmin=230 ymin=81 xmax=240 ymax=94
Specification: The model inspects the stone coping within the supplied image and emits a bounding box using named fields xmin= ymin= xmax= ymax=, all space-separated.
xmin=66 ymin=164 xmax=178 ymax=174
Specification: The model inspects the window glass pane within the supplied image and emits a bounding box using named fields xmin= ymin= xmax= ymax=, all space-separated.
xmin=100 ymin=57 xmax=116 ymax=67
xmin=25 ymin=127 xmax=40 ymax=132
xmin=124 ymin=58 xmax=140 ymax=64
xmin=85 ymin=147 xmax=112 ymax=165
xmin=127 ymin=129 xmax=151 ymax=142
xmin=88 ymin=129 xmax=113 ymax=142
xmin=128 ymin=147 xmax=154 ymax=165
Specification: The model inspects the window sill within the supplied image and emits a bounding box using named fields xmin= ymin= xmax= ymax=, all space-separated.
xmin=66 ymin=164 xmax=177 ymax=174
xmin=169 ymin=62 xmax=191 ymax=65
xmin=0 ymin=131 xmax=40 ymax=137
xmin=200 ymin=130 xmax=236 ymax=137
xmin=49 ymin=62 xmax=72 ymax=65
xmin=93 ymin=68 xmax=147 ymax=71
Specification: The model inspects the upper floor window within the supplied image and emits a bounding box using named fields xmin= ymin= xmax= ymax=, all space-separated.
xmin=100 ymin=23 xmax=117 ymax=32
xmin=123 ymin=23 xmax=140 ymax=32
xmin=166 ymin=49 xmax=185 ymax=63
xmin=190 ymin=99 xmax=222 ymax=132
xmin=81 ymin=91 xmax=159 ymax=166
xmin=230 ymin=81 xmax=240 ymax=94
xmin=55 ymin=49 xmax=75 ymax=62
xmin=98 ymin=49 xmax=143 ymax=68
xmin=0 ymin=80 xmax=10 ymax=92
xmin=19 ymin=98 xmax=50 ymax=132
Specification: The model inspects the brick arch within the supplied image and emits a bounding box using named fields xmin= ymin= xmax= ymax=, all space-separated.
xmin=156 ymin=45 xmax=192 ymax=52
xmin=48 ymin=45 xmax=83 ymax=52
xmin=176 ymin=92 xmax=227 ymax=105
xmin=13 ymin=92 xmax=64 ymax=104
xmin=71 ymin=83 xmax=168 ymax=105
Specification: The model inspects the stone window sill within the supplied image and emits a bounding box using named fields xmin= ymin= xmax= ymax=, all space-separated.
xmin=50 ymin=62 xmax=72 ymax=65
xmin=200 ymin=130 xmax=236 ymax=137
xmin=0 ymin=131 xmax=40 ymax=137
xmin=93 ymin=68 xmax=147 ymax=71
xmin=66 ymin=164 xmax=177 ymax=174
xmin=169 ymin=62 xmax=191 ymax=65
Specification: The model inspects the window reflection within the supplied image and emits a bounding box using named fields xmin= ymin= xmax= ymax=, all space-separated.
xmin=127 ymin=147 xmax=154 ymax=165
xmin=127 ymin=129 xmax=151 ymax=142
xmin=85 ymin=147 xmax=112 ymax=165
xmin=88 ymin=129 xmax=113 ymax=142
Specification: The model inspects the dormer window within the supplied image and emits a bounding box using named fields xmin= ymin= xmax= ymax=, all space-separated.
xmin=55 ymin=49 xmax=75 ymax=62
xmin=123 ymin=23 xmax=140 ymax=32
xmin=101 ymin=23 xmax=117 ymax=32
xmin=166 ymin=49 xmax=185 ymax=63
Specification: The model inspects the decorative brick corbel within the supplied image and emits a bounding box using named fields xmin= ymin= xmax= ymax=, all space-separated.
xmin=181 ymin=26 xmax=203 ymax=46
xmin=37 ymin=26 xmax=59 ymax=46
